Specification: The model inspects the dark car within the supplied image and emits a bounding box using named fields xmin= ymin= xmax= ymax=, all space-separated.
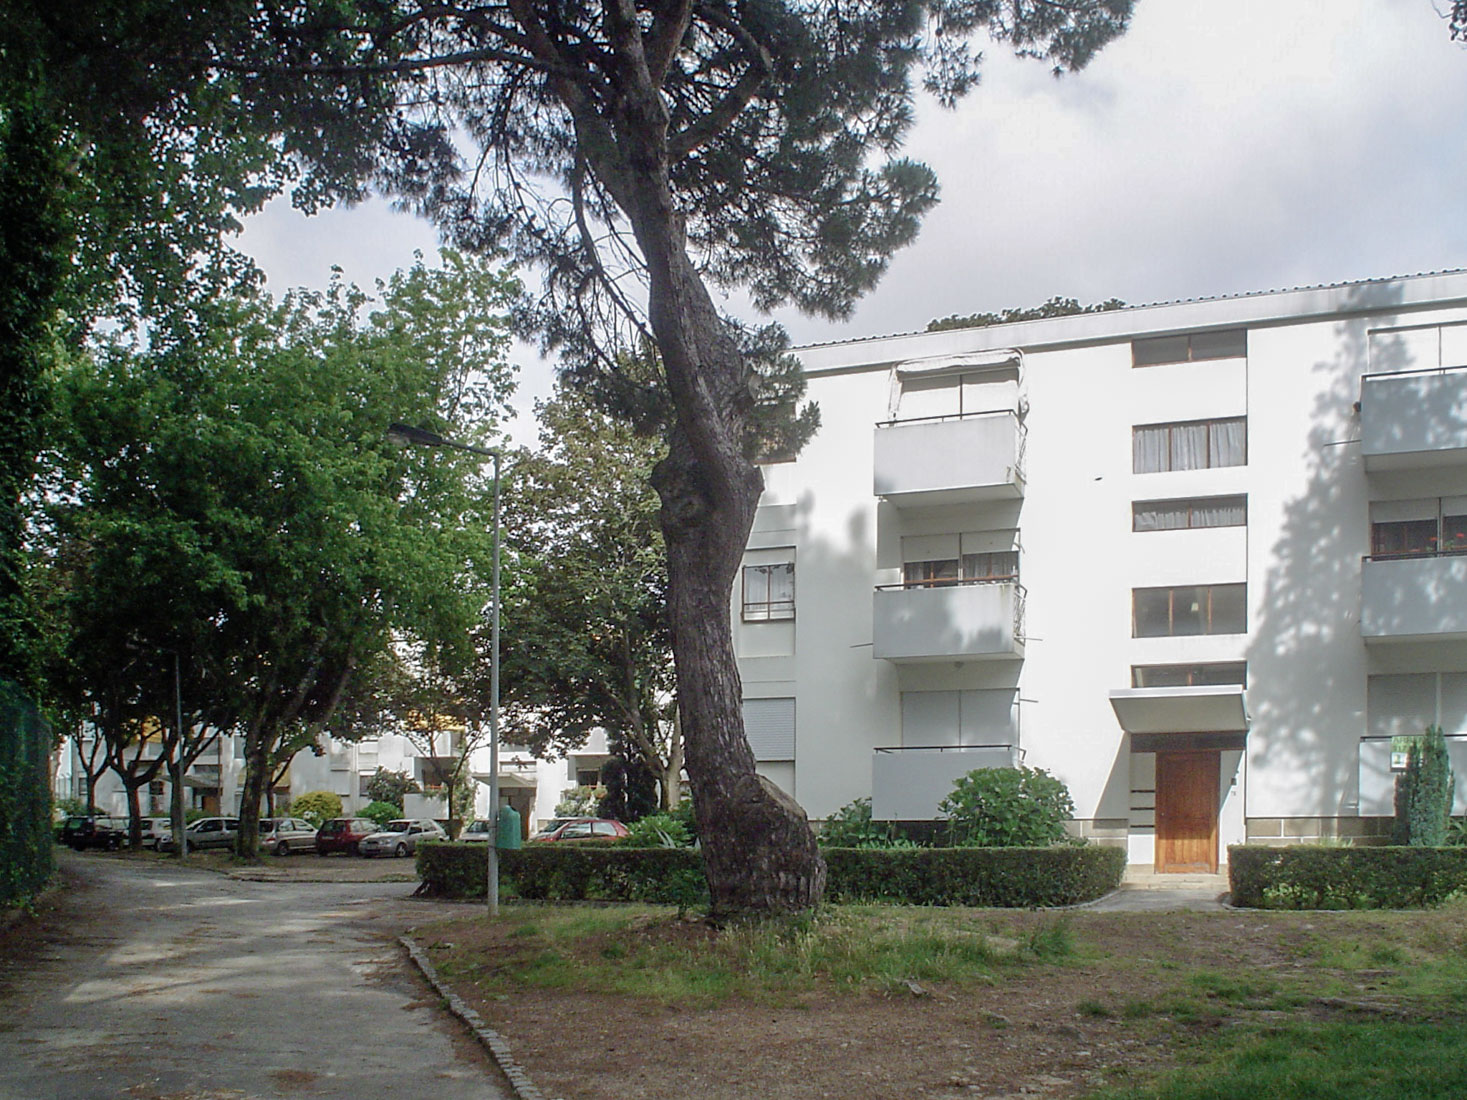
xmin=528 ymin=817 xmax=630 ymax=842
xmin=314 ymin=817 xmax=379 ymax=856
xmin=60 ymin=813 xmax=124 ymax=851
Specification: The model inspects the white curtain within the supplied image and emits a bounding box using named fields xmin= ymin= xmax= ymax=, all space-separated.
xmin=1209 ymin=418 xmax=1247 ymax=467
xmin=1133 ymin=425 xmax=1169 ymax=473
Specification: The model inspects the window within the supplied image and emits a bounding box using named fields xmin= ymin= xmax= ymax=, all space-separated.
xmin=1133 ymin=495 xmax=1247 ymax=532
xmin=1132 ymin=662 xmax=1247 ymax=688
xmin=1133 ymin=417 xmax=1246 ymax=473
xmin=903 ymin=550 xmax=1018 ymax=587
xmin=1370 ymin=498 xmax=1467 ymax=558
xmin=742 ymin=562 xmax=794 ymax=621
xmin=743 ymin=698 xmax=795 ymax=761
xmin=1133 ymin=584 xmax=1246 ymax=637
xmin=1132 ymin=328 xmax=1247 ymax=367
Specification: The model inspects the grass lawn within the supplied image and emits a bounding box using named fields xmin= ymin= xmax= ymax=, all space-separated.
xmin=417 ymin=900 xmax=1467 ymax=1100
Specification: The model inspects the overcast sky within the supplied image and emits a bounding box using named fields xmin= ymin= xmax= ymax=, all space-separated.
xmin=240 ymin=0 xmax=1467 ymax=436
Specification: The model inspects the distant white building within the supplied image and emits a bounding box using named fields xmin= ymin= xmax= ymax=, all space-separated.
xmin=734 ymin=269 xmax=1467 ymax=872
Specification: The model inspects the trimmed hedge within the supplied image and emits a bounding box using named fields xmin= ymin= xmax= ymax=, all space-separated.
xmin=419 ymin=841 xmax=1125 ymax=909
xmin=1229 ymin=844 xmax=1467 ymax=909
xmin=824 ymin=845 xmax=1125 ymax=907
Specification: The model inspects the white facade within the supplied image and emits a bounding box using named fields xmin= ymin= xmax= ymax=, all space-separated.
xmin=736 ymin=270 xmax=1467 ymax=871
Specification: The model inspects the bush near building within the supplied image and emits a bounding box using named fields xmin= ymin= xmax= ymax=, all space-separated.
xmin=940 ymin=766 xmax=1076 ymax=848
xmin=290 ymin=790 xmax=343 ymax=826
xmin=1229 ymin=845 xmax=1467 ymax=909
xmin=417 ymin=841 xmax=1123 ymax=909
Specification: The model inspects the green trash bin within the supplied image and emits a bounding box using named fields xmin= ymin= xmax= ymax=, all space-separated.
xmin=496 ymin=804 xmax=522 ymax=849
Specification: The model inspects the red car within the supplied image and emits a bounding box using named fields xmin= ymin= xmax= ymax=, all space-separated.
xmin=314 ymin=817 xmax=379 ymax=856
xmin=529 ymin=817 xmax=630 ymax=842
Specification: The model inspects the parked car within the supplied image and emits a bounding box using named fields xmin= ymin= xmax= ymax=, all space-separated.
xmin=138 ymin=816 xmax=172 ymax=851
xmin=161 ymin=816 xmax=239 ymax=852
xmin=459 ymin=819 xmax=493 ymax=842
xmin=529 ymin=817 xmax=629 ymax=842
xmin=258 ymin=817 xmax=318 ymax=856
xmin=358 ymin=818 xmax=448 ymax=858
xmin=314 ymin=817 xmax=379 ymax=856
xmin=60 ymin=813 xmax=125 ymax=851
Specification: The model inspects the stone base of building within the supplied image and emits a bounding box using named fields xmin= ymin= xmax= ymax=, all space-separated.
xmin=1244 ymin=816 xmax=1394 ymax=846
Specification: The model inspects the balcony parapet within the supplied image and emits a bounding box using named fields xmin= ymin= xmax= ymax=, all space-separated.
xmin=1361 ymin=552 xmax=1467 ymax=642
xmin=873 ymin=409 xmax=1025 ymax=505
xmin=872 ymin=578 xmax=1025 ymax=662
xmin=1360 ymin=365 xmax=1467 ymax=471
xmin=871 ymin=744 xmax=1020 ymax=820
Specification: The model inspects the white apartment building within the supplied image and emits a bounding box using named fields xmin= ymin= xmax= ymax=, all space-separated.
xmin=735 ymin=270 xmax=1467 ymax=873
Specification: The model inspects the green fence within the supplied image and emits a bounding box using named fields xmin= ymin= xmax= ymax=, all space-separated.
xmin=0 ymin=678 xmax=53 ymax=905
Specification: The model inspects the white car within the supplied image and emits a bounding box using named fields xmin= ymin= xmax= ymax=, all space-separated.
xmin=357 ymin=819 xmax=447 ymax=858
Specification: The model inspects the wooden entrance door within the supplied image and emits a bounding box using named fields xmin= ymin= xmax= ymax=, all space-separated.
xmin=1155 ymin=750 xmax=1219 ymax=873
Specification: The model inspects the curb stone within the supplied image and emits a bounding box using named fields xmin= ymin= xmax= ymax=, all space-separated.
xmin=400 ymin=934 xmax=563 ymax=1100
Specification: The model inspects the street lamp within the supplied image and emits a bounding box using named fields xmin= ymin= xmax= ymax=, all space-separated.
xmin=387 ymin=422 xmax=503 ymax=916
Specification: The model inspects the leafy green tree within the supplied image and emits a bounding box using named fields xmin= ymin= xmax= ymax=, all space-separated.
xmin=501 ymin=384 xmax=683 ymax=810
xmin=361 ymin=800 xmax=401 ymax=827
xmin=291 ymin=790 xmax=343 ymax=827
xmin=940 ymin=766 xmax=1075 ymax=848
xmin=927 ymin=296 xmax=1127 ymax=333
xmin=1393 ymin=725 xmax=1455 ymax=847
xmin=365 ymin=767 xmax=419 ymax=807
xmin=24 ymin=0 xmax=1134 ymax=915
xmin=33 ymin=251 xmax=518 ymax=857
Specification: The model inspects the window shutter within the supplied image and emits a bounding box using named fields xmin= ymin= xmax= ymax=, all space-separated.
xmin=743 ymin=698 xmax=795 ymax=761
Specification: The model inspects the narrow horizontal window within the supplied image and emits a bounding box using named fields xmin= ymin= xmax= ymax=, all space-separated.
xmin=1133 ymin=417 xmax=1246 ymax=473
xmin=742 ymin=562 xmax=794 ymax=621
xmin=1133 ymin=328 xmax=1247 ymax=367
xmin=903 ymin=551 xmax=1017 ymax=588
xmin=1132 ymin=662 xmax=1247 ymax=688
xmin=1133 ymin=495 xmax=1247 ymax=532
xmin=1133 ymin=584 xmax=1246 ymax=637
xmin=1369 ymin=498 xmax=1467 ymax=558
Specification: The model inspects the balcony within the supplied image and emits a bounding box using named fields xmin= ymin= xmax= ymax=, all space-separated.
xmin=1360 ymin=366 xmax=1467 ymax=471
xmin=873 ymin=410 xmax=1025 ymax=506
xmin=871 ymin=744 xmax=1019 ymax=820
xmin=872 ymin=579 xmax=1025 ymax=663
xmin=1361 ymin=552 xmax=1467 ymax=642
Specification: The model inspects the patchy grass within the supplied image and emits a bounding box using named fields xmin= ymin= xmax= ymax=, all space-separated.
xmin=419 ymin=902 xmax=1467 ymax=1100
xmin=423 ymin=904 xmax=1074 ymax=1006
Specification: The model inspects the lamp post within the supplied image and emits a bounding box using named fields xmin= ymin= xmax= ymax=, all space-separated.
xmin=387 ymin=422 xmax=503 ymax=916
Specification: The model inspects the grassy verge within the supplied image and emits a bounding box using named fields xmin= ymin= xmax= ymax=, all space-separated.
xmin=423 ymin=903 xmax=1077 ymax=1006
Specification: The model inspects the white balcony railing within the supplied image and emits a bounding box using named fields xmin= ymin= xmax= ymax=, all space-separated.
xmin=1360 ymin=366 xmax=1467 ymax=471
xmin=872 ymin=579 xmax=1025 ymax=662
xmin=873 ymin=410 xmax=1025 ymax=505
xmin=1361 ymin=552 xmax=1467 ymax=642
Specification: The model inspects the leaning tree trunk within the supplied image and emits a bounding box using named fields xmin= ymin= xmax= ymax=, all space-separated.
xmin=640 ymin=216 xmax=825 ymax=919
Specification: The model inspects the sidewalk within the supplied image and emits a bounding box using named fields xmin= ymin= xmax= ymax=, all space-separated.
xmin=1081 ymin=866 xmax=1231 ymax=912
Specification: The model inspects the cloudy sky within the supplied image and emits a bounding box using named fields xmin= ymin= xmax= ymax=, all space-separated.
xmin=240 ymin=0 xmax=1467 ymax=433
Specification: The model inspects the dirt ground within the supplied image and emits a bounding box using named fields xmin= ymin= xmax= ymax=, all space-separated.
xmin=418 ymin=905 xmax=1446 ymax=1100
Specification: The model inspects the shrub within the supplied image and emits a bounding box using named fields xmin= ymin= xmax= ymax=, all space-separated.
xmin=823 ymin=845 xmax=1124 ymax=906
xmin=940 ymin=766 xmax=1075 ymax=847
xmin=362 ymin=800 xmax=401 ymax=827
xmin=291 ymin=790 xmax=343 ymax=826
xmin=818 ymin=797 xmax=916 ymax=849
xmin=1229 ymin=844 xmax=1467 ymax=909
xmin=418 ymin=840 xmax=1124 ymax=909
xmin=621 ymin=812 xmax=694 ymax=848
xmin=1393 ymin=725 xmax=1455 ymax=847
xmin=556 ymin=784 xmax=604 ymax=817
xmin=364 ymin=767 xmax=419 ymax=806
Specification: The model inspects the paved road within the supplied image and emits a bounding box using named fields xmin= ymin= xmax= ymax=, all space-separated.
xmin=0 ymin=852 xmax=509 ymax=1100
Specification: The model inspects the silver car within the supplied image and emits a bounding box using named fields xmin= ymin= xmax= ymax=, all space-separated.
xmin=358 ymin=819 xmax=447 ymax=858
xmin=259 ymin=817 xmax=318 ymax=856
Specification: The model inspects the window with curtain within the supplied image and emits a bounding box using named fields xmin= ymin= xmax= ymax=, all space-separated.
xmin=1133 ymin=583 xmax=1247 ymax=637
xmin=1133 ymin=495 xmax=1247 ymax=532
xmin=904 ymin=551 xmax=1017 ymax=587
xmin=742 ymin=562 xmax=795 ymax=620
xmin=1133 ymin=417 xmax=1247 ymax=473
xmin=1132 ymin=328 xmax=1247 ymax=367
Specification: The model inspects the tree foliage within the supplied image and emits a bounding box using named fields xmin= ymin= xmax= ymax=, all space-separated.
xmin=1393 ymin=725 xmax=1455 ymax=847
xmin=927 ymin=295 xmax=1127 ymax=333
xmin=32 ymin=251 xmax=518 ymax=856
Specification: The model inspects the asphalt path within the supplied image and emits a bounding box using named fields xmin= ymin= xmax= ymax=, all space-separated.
xmin=0 ymin=851 xmax=510 ymax=1100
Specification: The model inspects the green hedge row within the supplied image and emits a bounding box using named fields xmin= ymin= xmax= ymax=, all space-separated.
xmin=417 ymin=842 xmax=1126 ymax=909
xmin=1229 ymin=844 xmax=1467 ymax=909
xmin=824 ymin=845 xmax=1125 ymax=907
